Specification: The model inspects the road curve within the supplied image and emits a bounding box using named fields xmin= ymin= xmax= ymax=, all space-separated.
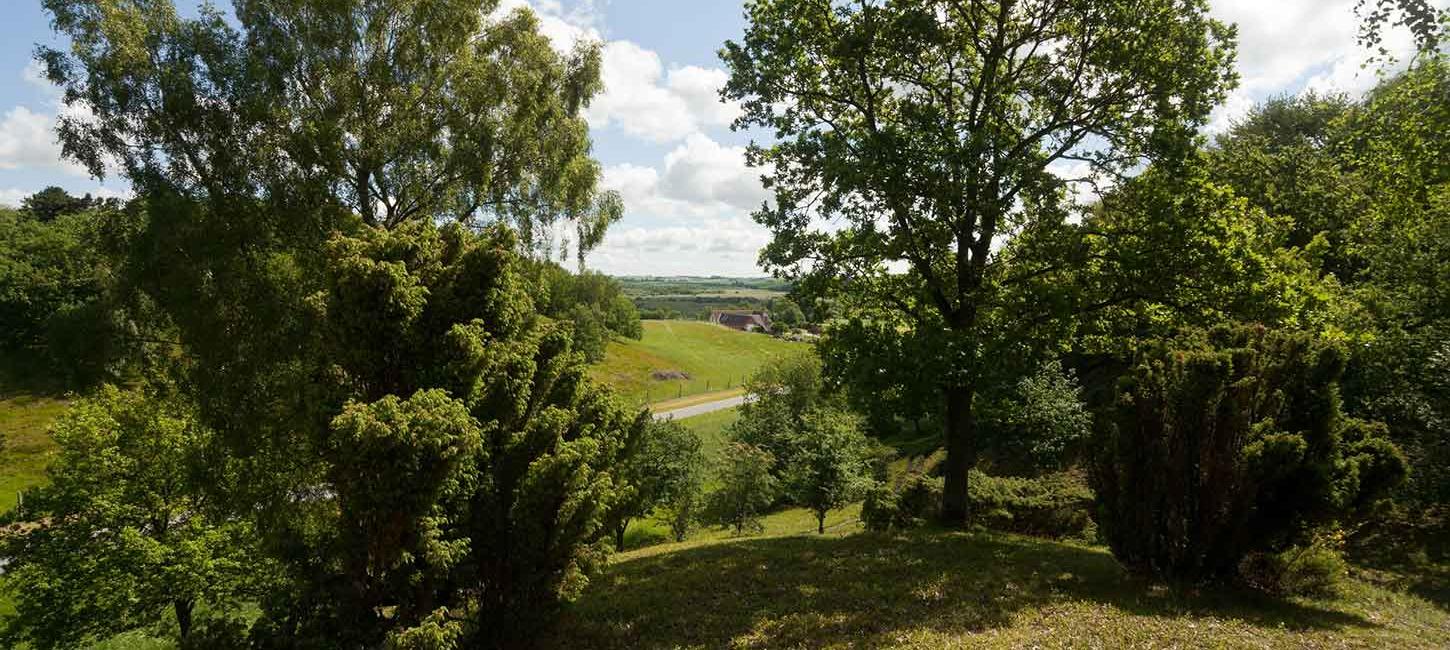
xmin=651 ymin=394 xmax=748 ymax=421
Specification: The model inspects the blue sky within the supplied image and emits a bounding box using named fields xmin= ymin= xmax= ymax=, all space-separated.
xmin=0 ymin=0 xmax=1434 ymax=275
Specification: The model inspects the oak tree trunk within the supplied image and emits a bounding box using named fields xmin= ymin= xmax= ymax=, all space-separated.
xmin=940 ymin=381 xmax=976 ymax=525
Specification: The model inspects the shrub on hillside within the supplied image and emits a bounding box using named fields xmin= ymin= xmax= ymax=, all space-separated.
xmin=1238 ymin=531 xmax=1350 ymax=597
xmin=862 ymin=474 xmax=943 ymax=532
xmin=968 ymin=470 xmax=1095 ymax=540
xmin=863 ymin=470 xmax=1092 ymax=539
xmin=1092 ymin=325 xmax=1408 ymax=582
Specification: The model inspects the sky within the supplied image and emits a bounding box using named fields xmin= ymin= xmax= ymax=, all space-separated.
xmin=0 ymin=0 xmax=1433 ymax=276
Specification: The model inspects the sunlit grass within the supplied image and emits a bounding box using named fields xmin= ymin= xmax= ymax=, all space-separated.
xmin=591 ymin=321 xmax=807 ymax=405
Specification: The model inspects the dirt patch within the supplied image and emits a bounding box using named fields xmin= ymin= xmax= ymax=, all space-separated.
xmin=651 ymin=370 xmax=691 ymax=381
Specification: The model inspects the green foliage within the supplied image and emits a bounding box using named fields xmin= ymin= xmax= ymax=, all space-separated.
xmin=702 ymin=442 xmax=779 ymax=536
xmin=767 ymin=296 xmax=804 ymax=328
xmin=0 ymin=205 xmax=116 ymax=384
xmin=967 ymin=471 xmax=1095 ymax=540
xmin=863 ymin=469 xmax=1093 ymax=540
xmin=861 ymin=473 xmax=943 ymax=532
xmin=723 ymin=0 xmax=1238 ymax=522
xmin=1092 ymin=325 xmax=1408 ymax=581
xmin=729 ymin=351 xmax=827 ymax=474
xmin=818 ymin=316 xmax=945 ymax=439
xmin=611 ymin=419 xmax=705 ymax=549
xmin=1239 ymin=531 xmax=1351 ymax=597
xmin=0 ymin=386 xmax=265 ymax=648
xmin=20 ymin=186 xmax=112 ymax=223
xmin=531 ymin=261 xmax=643 ymax=362
xmin=1201 ymin=61 xmax=1450 ymax=524
xmin=978 ymin=359 xmax=1092 ymax=474
xmin=784 ymin=408 xmax=876 ymax=533
xmin=35 ymin=1 xmax=642 ymax=645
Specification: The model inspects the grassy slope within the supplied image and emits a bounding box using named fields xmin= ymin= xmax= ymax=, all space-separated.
xmin=554 ymin=522 xmax=1450 ymax=649
xmin=0 ymin=393 xmax=65 ymax=514
xmin=591 ymin=320 xmax=808 ymax=405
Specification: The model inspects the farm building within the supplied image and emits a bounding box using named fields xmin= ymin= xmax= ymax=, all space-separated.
xmin=710 ymin=309 xmax=772 ymax=332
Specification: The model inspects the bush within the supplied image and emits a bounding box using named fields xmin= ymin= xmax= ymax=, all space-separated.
xmin=1092 ymin=325 xmax=1408 ymax=581
xmin=864 ymin=470 xmax=1093 ymax=540
xmin=862 ymin=474 xmax=942 ymax=532
xmin=968 ymin=470 xmax=1095 ymax=540
xmin=1238 ymin=533 xmax=1349 ymax=597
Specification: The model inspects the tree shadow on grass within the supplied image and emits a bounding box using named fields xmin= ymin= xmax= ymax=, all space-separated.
xmin=549 ymin=530 xmax=1376 ymax=649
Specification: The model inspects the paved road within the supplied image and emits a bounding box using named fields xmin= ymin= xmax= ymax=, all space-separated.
xmin=652 ymin=394 xmax=748 ymax=421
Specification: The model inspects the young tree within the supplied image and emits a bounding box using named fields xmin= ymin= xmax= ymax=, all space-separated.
xmin=730 ymin=351 xmax=828 ymax=474
xmin=656 ymin=469 xmax=706 ymax=543
xmin=0 ymin=386 xmax=264 ymax=648
xmin=609 ymin=419 xmax=705 ymax=550
xmin=703 ymin=443 xmax=779 ymax=536
xmin=786 ymin=408 xmax=876 ymax=534
xmin=1092 ymin=325 xmax=1407 ymax=581
xmin=723 ymin=0 xmax=1237 ymax=523
xmin=39 ymin=1 xmax=642 ymax=646
xmin=978 ymin=359 xmax=1092 ymax=474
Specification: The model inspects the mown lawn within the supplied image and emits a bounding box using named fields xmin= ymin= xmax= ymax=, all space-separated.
xmin=591 ymin=321 xmax=808 ymax=405
xmin=552 ymin=524 xmax=1450 ymax=649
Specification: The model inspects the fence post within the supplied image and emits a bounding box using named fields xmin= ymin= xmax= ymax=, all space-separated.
xmin=678 ymin=382 xmax=683 ymax=399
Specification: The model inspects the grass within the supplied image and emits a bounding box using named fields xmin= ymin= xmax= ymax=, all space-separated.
xmin=592 ymin=321 xmax=808 ymax=405
xmin=552 ymin=523 xmax=1450 ymax=649
xmin=0 ymin=393 xmax=66 ymax=514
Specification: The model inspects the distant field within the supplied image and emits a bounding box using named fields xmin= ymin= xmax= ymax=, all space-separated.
xmin=591 ymin=321 xmax=809 ymax=405
xmin=0 ymin=393 xmax=65 ymax=514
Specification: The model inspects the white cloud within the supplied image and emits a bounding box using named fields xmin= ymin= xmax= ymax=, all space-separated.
xmin=589 ymin=216 xmax=771 ymax=275
xmin=658 ymin=133 xmax=766 ymax=212
xmin=1204 ymin=0 xmax=1423 ymax=132
xmin=0 ymin=106 xmax=86 ymax=175
xmin=585 ymin=42 xmax=740 ymax=143
xmin=493 ymin=0 xmax=602 ymax=52
xmin=602 ymin=133 xmax=768 ymax=217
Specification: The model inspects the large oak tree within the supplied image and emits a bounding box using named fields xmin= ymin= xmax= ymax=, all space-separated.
xmin=722 ymin=0 xmax=1237 ymax=522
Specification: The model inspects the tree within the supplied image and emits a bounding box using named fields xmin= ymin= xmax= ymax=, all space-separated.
xmin=978 ymin=358 xmax=1092 ymax=474
xmin=785 ymin=408 xmax=875 ymax=533
xmin=703 ymin=443 xmax=779 ymax=536
xmin=19 ymin=186 xmax=105 ymax=222
xmin=730 ymin=351 xmax=827 ymax=473
xmin=0 ymin=386 xmax=264 ymax=648
xmin=656 ymin=468 xmax=706 ymax=543
xmin=39 ymin=1 xmax=642 ymax=646
xmin=723 ymin=0 xmax=1237 ymax=523
xmin=0 ymin=205 xmax=117 ymax=385
xmin=1091 ymin=325 xmax=1407 ymax=581
xmin=768 ymin=296 xmax=805 ymax=328
xmin=610 ymin=419 xmax=705 ymax=550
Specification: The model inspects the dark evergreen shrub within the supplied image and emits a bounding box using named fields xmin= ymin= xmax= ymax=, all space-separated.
xmin=1092 ymin=325 xmax=1408 ymax=581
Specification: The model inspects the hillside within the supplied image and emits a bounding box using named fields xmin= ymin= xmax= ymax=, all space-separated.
xmin=0 ymin=393 xmax=65 ymax=514
xmin=591 ymin=321 xmax=809 ymax=406
xmin=551 ymin=522 xmax=1450 ymax=649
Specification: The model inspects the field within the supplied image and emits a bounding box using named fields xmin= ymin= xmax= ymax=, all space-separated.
xmin=616 ymin=276 xmax=790 ymax=319
xmin=591 ymin=320 xmax=809 ymax=405
xmin=552 ymin=523 xmax=1450 ymax=649
xmin=0 ymin=393 xmax=65 ymax=514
